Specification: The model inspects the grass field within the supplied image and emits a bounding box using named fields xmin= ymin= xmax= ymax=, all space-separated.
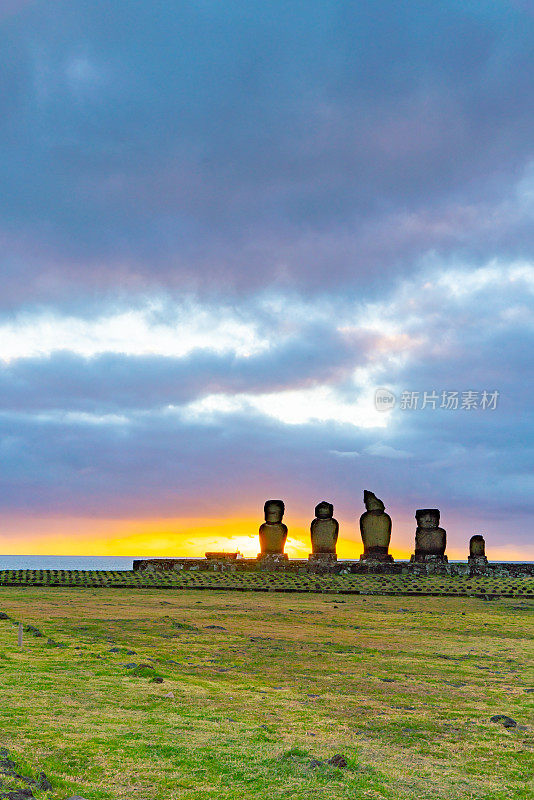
xmin=0 ymin=588 xmax=532 ymax=800
xmin=0 ymin=569 xmax=533 ymax=597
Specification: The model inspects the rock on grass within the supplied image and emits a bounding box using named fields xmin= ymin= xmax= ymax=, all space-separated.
xmin=23 ymin=626 xmax=43 ymax=638
xmin=490 ymin=715 xmax=517 ymax=728
xmin=36 ymin=772 xmax=52 ymax=791
xmin=308 ymin=754 xmax=348 ymax=770
xmin=327 ymin=754 xmax=348 ymax=768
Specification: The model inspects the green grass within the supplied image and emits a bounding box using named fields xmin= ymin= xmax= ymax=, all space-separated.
xmin=0 ymin=589 xmax=531 ymax=799
xmin=0 ymin=569 xmax=532 ymax=597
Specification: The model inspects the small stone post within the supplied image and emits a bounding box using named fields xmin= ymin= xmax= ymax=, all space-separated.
xmin=468 ymin=534 xmax=489 ymax=568
xmin=18 ymin=622 xmax=23 ymax=647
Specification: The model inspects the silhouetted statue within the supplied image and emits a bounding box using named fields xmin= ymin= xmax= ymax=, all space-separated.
xmin=310 ymin=501 xmax=339 ymax=557
xmin=258 ymin=500 xmax=288 ymax=556
xmin=469 ymin=534 xmax=488 ymax=565
xmin=359 ymin=490 xmax=393 ymax=562
xmin=412 ymin=509 xmax=447 ymax=561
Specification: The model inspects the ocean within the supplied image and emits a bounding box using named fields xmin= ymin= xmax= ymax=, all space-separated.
xmin=0 ymin=556 xmax=135 ymax=571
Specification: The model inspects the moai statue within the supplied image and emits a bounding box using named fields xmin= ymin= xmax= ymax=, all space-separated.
xmin=258 ymin=500 xmax=288 ymax=559
xmin=359 ymin=490 xmax=394 ymax=562
xmin=468 ymin=534 xmax=488 ymax=565
xmin=411 ymin=509 xmax=447 ymax=562
xmin=309 ymin=501 xmax=339 ymax=562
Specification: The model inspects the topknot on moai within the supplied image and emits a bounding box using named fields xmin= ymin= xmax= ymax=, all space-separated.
xmin=359 ymin=490 xmax=394 ymax=562
xmin=411 ymin=508 xmax=447 ymax=563
xmin=468 ymin=534 xmax=488 ymax=565
xmin=258 ymin=500 xmax=288 ymax=559
xmin=309 ymin=501 xmax=339 ymax=561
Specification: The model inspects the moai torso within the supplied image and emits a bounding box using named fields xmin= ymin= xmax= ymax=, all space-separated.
xmin=414 ymin=509 xmax=446 ymax=557
xmin=469 ymin=535 xmax=486 ymax=558
xmin=360 ymin=510 xmax=392 ymax=550
xmin=259 ymin=500 xmax=288 ymax=554
xmin=310 ymin=502 xmax=339 ymax=554
xmin=360 ymin=490 xmax=392 ymax=558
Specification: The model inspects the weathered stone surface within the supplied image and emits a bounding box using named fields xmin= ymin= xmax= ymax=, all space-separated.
xmin=133 ymin=557 xmax=185 ymax=572
xmin=360 ymin=490 xmax=393 ymax=562
xmin=257 ymin=553 xmax=288 ymax=568
xmin=133 ymin=556 xmax=534 ymax=578
xmin=308 ymin=552 xmax=337 ymax=564
xmin=205 ymin=552 xmax=239 ymax=560
xmin=258 ymin=500 xmax=288 ymax=555
xmin=412 ymin=509 xmax=447 ymax=561
xmin=310 ymin=501 xmax=339 ymax=555
xmin=470 ymin=534 xmax=486 ymax=557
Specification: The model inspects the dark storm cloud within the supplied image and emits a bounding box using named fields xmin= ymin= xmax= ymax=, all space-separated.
xmin=1 ymin=1 xmax=534 ymax=303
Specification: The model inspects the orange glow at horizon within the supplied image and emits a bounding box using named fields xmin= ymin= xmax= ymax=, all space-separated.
xmin=0 ymin=514 xmax=396 ymax=559
xmin=0 ymin=514 xmax=529 ymax=562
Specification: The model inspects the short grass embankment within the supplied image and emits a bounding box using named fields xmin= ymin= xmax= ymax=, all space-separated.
xmin=0 ymin=569 xmax=532 ymax=597
xmin=0 ymin=589 xmax=531 ymax=800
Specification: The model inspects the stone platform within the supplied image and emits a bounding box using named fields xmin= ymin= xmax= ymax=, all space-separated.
xmin=133 ymin=557 xmax=534 ymax=578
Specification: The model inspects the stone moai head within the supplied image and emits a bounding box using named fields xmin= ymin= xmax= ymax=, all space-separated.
xmin=470 ymin=534 xmax=486 ymax=557
xmin=415 ymin=509 xmax=440 ymax=529
xmin=315 ymin=501 xmax=333 ymax=519
xmin=264 ymin=499 xmax=285 ymax=524
xmin=364 ymin=490 xmax=385 ymax=512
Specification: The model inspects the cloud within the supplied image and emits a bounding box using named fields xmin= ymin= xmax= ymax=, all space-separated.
xmin=0 ymin=258 xmax=532 ymax=538
xmin=0 ymin=299 xmax=269 ymax=362
xmin=0 ymin=2 xmax=533 ymax=555
xmin=1 ymin=2 xmax=534 ymax=304
xmin=364 ymin=444 xmax=413 ymax=459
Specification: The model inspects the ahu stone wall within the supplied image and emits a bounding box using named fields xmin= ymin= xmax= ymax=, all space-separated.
xmin=133 ymin=557 xmax=534 ymax=578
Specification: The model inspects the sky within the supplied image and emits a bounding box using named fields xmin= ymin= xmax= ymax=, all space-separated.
xmin=0 ymin=0 xmax=533 ymax=560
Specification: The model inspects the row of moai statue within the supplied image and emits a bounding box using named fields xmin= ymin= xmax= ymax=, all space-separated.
xmin=258 ymin=492 xmax=488 ymax=564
